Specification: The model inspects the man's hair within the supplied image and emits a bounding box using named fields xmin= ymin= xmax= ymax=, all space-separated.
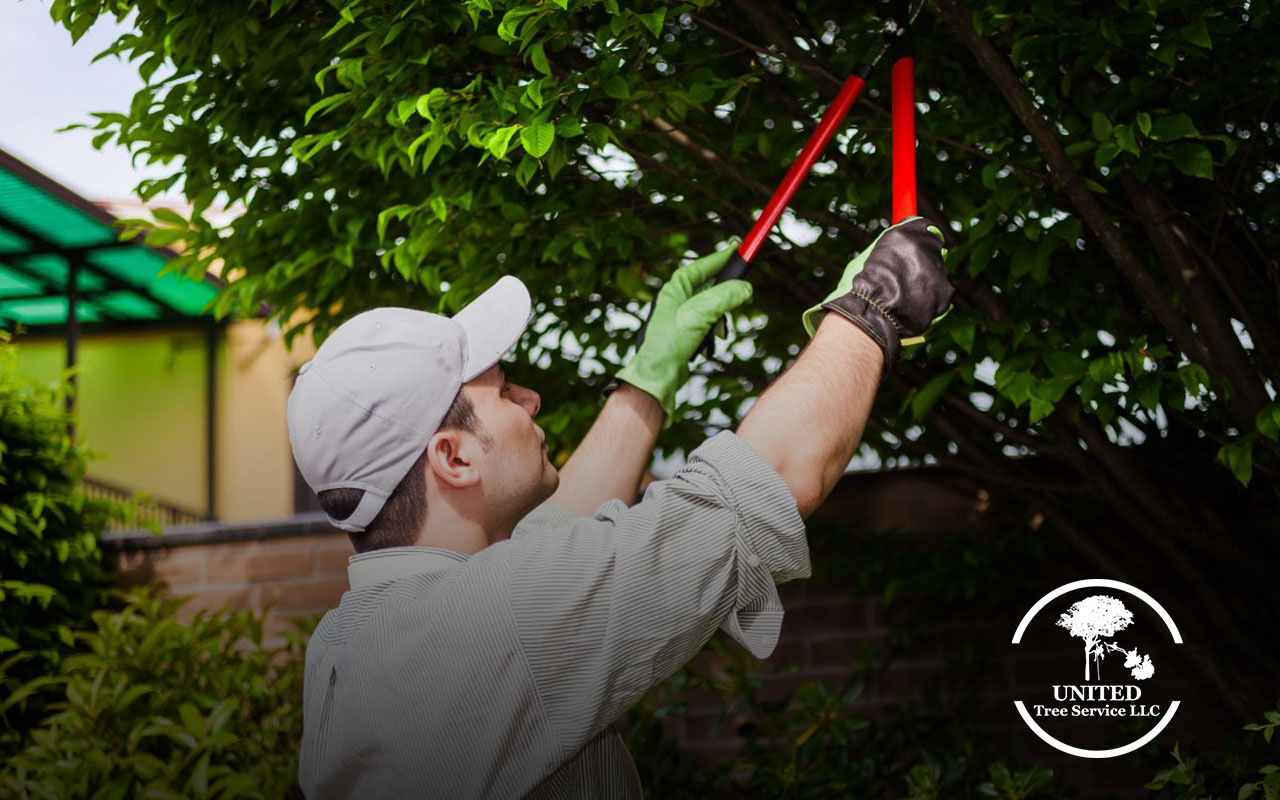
xmin=317 ymin=390 xmax=483 ymax=553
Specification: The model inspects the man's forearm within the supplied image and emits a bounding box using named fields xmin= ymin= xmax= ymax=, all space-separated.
xmin=544 ymin=383 xmax=664 ymax=515
xmin=736 ymin=315 xmax=884 ymax=518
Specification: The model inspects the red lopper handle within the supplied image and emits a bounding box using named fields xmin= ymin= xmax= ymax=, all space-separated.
xmin=734 ymin=65 xmax=872 ymax=267
xmin=891 ymin=53 xmax=916 ymax=223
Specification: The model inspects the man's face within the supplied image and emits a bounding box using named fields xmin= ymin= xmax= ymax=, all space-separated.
xmin=461 ymin=363 xmax=558 ymax=524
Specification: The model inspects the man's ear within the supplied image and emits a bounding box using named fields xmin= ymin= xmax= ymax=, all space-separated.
xmin=426 ymin=429 xmax=482 ymax=489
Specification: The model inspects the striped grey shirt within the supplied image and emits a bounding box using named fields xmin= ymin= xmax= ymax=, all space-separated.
xmin=298 ymin=431 xmax=810 ymax=798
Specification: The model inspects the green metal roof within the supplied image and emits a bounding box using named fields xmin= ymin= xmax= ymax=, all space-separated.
xmin=0 ymin=148 xmax=223 ymax=332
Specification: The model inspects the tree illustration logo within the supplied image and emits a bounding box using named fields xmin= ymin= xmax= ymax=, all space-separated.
xmin=1010 ymin=579 xmax=1182 ymax=759
xmin=1055 ymin=594 xmax=1155 ymax=682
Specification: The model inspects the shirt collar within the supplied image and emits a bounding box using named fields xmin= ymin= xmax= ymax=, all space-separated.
xmin=347 ymin=546 xmax=469 ymax=589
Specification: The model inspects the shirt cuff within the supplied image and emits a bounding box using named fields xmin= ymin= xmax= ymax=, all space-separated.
xmin=679 ymin=431 xmax=810 ymax=658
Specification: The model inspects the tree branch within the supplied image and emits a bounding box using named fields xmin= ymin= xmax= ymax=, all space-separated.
xmin=934 ymin=0 xmax=1213 ymax=372
xmin=1120 ymin=171 xmax=1269 ymax=428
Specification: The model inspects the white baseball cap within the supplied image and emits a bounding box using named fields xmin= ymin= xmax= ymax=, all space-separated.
xmin=287 ymin=276 xmax=532 ymax=533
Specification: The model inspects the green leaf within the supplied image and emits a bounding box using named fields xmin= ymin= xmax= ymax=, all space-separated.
xmin=1133 ymin=375 xmax=1161 ymax=412
xmin=1171 ymin=142 xmax=1214 ymax=180
xmin=519 ymin=123 xmax=555 ymax=158
xmin=1029 ymin=397 xmax=1055 ymax=423
xmin=1094 ymin=141 xmax=1122 ymax=168
xmin=530 ymin=41 xmax=551 ymax=76
xmin=144 ymin=228 xmax=187 ymax=248
xmin=585 ymin=122 xmax=611 ymax=150
xmin=497 ymin=6 xmax=541 ymax=43
xmin=473 ymin=34 xmax=510 ymax=55
xmin=151 ymin=207 xmax=187 ymax=226
xmin=304 ymin=92 xmax=351 ymax=125
xmin=336 ymin=58 xmax=365 ymax=88
xmin=192 ymin=752 xmax=210 ymax=796
xmin=415 ymin=88 xmax=446 ymax=121
xmin=1257 ymin=403 xmax=1280 ymax=441
xmin=966 ymin=237 xmax=997 ymax=278
xmin=911 ymin=372 xmax=956 ymax=422
xmin=1217 ymin=437 xmax=1254 ymax=486
xmin=178 ymin=702 xmax=205 ymax=738
xmin=546 ymin=138 xmax=568 ymax=177
xmin=951 ymin=319 xmax=976 ymax=354
xmin=487 ymin=125 xmax=520 ymax=160
xmin=1114 ymin=124 xmax=1139 ymax=156
xmin=1090 ymin=112 xmax=1112 ymax=142
xmin=515 ymin=154 xmax=539 ymax=187
xmin=376 ymin=204 xmax=412 ymax=241
xmin=395 ymin=98 xmax=417 ymax=124
xmin=1181 ymin=17 xmax=1212 ymax=48
xmin=637 ymin=9 xmax=666 ymax=38
xmin=522 ymin=80 xmax=544 ymax=109
xmin=556 ymin=116 xmax=584 ymax=138
xmin=602 ymin=76 xmax=630 ymax=99
xmin=430 ymin=195 xmax=448 ymax=222
xmin=1149 ymin=113 xmax=1199 ymax=142
xmin=1099 ymin=17 xmax=1120 ymax=45
xmin=1043 ymin=351 xmax=1084 ymax=377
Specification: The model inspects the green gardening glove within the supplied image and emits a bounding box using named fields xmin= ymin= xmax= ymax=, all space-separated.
xmin=616 ymin=245 xmax=754 ymax=424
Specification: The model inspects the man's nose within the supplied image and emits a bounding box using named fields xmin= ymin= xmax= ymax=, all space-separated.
xmin=512 ymin=383 xmax=541 ymax=416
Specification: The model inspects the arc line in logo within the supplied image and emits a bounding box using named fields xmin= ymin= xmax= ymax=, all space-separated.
xmin=1011 ymin=579 xmax=1183 ymax=644
xmin=1014 ymin=700 xmax=1181 ymax=758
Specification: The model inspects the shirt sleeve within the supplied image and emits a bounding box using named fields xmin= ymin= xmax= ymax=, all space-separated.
xmin=498 ymin=430 xmax=809 ymax=751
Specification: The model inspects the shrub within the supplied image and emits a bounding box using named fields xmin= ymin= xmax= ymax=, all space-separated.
xmin=1143 ymin=702 xmax=1280 ymax=800
xmin=1 ymin=587 xmax=308 ymax=799
xmin=625 ymin=634 xmax=1066 ymax=800
xmin=0 ymin=330 xmax=124 ymax=706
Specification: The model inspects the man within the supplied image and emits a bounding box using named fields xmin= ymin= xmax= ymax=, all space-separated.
xmin=288 ymin=217 xmax=953 ymax=798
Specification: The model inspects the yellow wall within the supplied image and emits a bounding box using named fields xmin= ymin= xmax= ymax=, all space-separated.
xmin=216 ymin=319 xmax=297 ymax=523
xmin=12 ymin=318 xmax=308 ymax=523
xmin=16 ymin=327 xmax=209 ymax=514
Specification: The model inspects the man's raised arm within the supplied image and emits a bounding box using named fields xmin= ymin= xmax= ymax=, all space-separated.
xmin=737 ymin=217 xmax=954 ymax=518
xmin=543 ymin=383 xmax=663 ymax=516
xmin=544 ymin=245 xmax=752 ymax=515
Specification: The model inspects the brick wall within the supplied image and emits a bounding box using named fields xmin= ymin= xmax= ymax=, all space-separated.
xmin=111 ymin=516 xmax=353 ymax=645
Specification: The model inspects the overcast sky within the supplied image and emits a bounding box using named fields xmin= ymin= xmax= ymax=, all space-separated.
xmin=0 ymin=1 xmax=172 ymax=201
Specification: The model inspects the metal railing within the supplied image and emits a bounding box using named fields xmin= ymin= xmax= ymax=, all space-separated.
xmin=80 ymin=476 xmax=208 ymax=533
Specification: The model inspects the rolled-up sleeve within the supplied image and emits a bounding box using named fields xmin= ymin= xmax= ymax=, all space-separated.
xmin=502 ymin=431 xmax=809 ymax=750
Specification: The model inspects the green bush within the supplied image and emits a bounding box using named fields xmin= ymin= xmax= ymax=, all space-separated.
xmin=0 ymin=331 xmax=123 ymax=705
xmin=625 ymin=635 xmax=1066 ymax=800
xmin=1143 ymin=703 xmax=1280 ymax=800
xmin=1 ymin=587 xmax=308 ymax=800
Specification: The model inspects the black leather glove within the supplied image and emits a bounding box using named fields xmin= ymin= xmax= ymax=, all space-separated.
xmin=802 ymin=216 xmax=954 ymax=372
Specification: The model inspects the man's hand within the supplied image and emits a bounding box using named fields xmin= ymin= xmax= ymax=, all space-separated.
xmin=616 ymin=246 xmax=753 ymax=423
xmin=801 ymin=217 xmax=954 ymax=372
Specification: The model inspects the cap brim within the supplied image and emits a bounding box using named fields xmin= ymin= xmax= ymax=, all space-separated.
xmin=453 ymin=275 xmax=532 ymax=381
